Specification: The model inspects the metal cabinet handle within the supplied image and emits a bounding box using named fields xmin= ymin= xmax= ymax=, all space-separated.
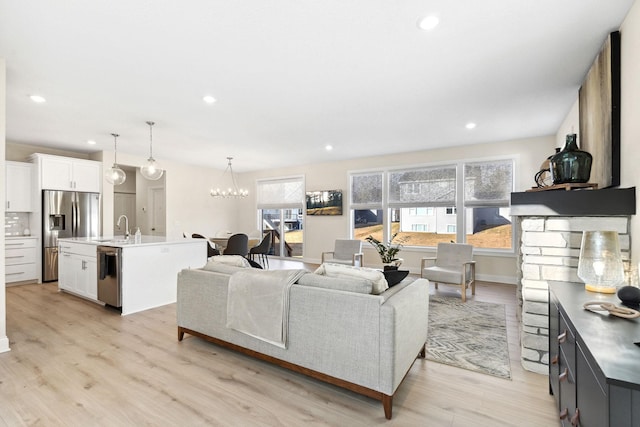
xmin=558 ymin=330 xmax=567 ymax=344
xmin=551 ymin=355 xmax=559 ymax=365
xmin=559 ymin=368 xmax=568 ymax=382
xmin=570 ymin=408 xmax=580 ymax=426
xmin=559 ymin=408 xmax=569 ymax=420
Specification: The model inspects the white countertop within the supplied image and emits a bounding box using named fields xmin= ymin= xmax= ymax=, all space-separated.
xmin=58 ymin=236 xmax=206 ymax=248
xmin=6 ymin=235 xmax=38 ymax=239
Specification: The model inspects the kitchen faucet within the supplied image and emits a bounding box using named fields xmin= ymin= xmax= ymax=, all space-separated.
xmin=117 ymin=215 xmax=130 ymax=240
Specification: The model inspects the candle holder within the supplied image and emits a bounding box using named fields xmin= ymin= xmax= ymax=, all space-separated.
xmin=577 ymin=231 xmax=624 ymax=294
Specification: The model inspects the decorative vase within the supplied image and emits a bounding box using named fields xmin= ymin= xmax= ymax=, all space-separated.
xmin=549 ymin=134 xmax=592 ymax=184
xmin=383 ymin=265 xmax=398 ymax=271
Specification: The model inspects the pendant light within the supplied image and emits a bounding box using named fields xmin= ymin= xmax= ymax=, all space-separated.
xmin=140 ymin=120 xmax=164 ymax=180
xmin=105 ymin=133 xmax=126 ymax=185
xmin=210 ymin=157 xmax=249 ymax=198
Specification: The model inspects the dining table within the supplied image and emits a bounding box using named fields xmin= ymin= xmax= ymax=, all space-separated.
xmin=209 ymin=236 xmax=259 ymax=253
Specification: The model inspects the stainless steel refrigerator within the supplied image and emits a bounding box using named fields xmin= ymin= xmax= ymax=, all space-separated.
xmin=42 ymin=190 xmax=101 ymax=282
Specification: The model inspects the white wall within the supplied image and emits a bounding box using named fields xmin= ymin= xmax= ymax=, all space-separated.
xmin=1 ymin=58 xmax=10 ymax=353
xmin=620 ymin=2 xmax=640 ymax=264
xmin=100 ymin=151 xmax=238 ymax=240
xmin=557 ymin=1 xmax=640 ymax=264
xmin=239 ymin=135 xmax=556 ymax=283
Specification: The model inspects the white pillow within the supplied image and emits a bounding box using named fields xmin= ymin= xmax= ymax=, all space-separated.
xmin=207 ymin=255 xmax=251 ymax=268
xmin=315 ymin=263 xmax=388 ymax=294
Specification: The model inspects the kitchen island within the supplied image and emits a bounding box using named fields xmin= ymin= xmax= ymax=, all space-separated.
xmin=58 ymin=236 xmax=206 ymax=315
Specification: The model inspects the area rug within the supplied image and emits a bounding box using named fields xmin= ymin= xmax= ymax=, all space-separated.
xmin=426 ymin=295 xmax=511 ymax=379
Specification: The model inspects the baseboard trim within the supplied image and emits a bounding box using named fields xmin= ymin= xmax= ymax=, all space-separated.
xmin=0 ymin=336 xmax=11 ymax=353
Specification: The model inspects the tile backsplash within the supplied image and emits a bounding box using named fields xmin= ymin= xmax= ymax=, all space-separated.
xmin=5 ymin=212 xmax=32 ymax=236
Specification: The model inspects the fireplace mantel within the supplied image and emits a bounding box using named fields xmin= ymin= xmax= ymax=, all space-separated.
xmin=511 ymin=187 xmax=635 ymax=217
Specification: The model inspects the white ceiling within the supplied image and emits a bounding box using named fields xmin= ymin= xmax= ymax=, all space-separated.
xmin=0 ymin=1 xmax=634 ymax=172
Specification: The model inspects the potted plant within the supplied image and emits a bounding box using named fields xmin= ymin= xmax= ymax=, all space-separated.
xmin=365 ymin=233 xmax=406 ymax=270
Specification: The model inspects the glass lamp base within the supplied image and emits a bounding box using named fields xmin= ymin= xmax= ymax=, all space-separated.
xmin=585 ymin=283 xmax=617 ymax=294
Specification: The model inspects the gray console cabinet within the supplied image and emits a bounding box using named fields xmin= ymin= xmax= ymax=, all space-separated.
xmin=549 ymin=282 xmax=640 ymax=426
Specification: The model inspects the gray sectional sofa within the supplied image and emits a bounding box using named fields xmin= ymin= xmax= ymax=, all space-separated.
xmin=176 ymin=263 xmax=430 ymax=419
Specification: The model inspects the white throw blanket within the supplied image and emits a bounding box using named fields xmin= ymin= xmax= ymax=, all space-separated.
xmin=226 ymin=269 xmax=307 ymax=348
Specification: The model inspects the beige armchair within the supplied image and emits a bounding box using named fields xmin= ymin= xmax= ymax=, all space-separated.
xmin=421 ymin=242 xmax=476 ymax=302
xmin=321 ymin=239 xmax=363 ymax=267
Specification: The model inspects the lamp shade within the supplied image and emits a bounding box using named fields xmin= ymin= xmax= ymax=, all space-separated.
xmin=140 ymin=121 xmax=164 ymax=180
xmin=105 ymin=133 xmax=126 ymax=185
xmin=140 ymin=158 xmax=163 ymax=180
xmin=105 ymin=164 xmax=126 ymax=185
xmin=577 ymin=230 xmax=624 ymax=293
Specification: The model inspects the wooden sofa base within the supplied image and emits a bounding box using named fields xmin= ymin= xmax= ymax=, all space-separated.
xmin=178 ymin=326 xmax=425 ymax=420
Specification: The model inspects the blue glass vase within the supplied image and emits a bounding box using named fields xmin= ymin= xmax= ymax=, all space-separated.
xmin=549 ymin=134 xmax=592 ymax=184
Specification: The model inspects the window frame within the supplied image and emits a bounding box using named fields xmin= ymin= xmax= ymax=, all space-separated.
xmin=348 ymin=157 xmax=516 ymax=254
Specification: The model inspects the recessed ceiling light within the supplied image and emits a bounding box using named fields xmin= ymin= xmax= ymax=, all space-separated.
xmin=203 ymin=95 xmax=216 ymax=104
xmin=417 ymin=15 xmax=439 ymax=31
xmin=87 ymin=140 xmax=97 ymax=145
xmin=29 ymin=94 xmax=46 ymax=103
xmin=325 ymin=145 xmax=333 ymax=151
xmin=465 ymin=122 xmax=477 ymax=130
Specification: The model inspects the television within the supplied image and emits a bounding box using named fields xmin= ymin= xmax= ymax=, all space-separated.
xmin=306 ymin=190 xmax=343 ymax=216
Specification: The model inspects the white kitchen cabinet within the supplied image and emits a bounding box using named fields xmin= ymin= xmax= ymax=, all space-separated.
xmin=5 ymin=161 xmax=33 ymax=212
xmin=58 ymin=242 xmax=98 ymax=301
xmin=34 ymin=154 xmax=102 ymax=193
xmin=5 ymin=237 xmax=38 ymax=284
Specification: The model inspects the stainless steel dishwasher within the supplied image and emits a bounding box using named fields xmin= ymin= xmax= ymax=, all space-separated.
xmin=97 ymin=246 xmax=122 ymax=308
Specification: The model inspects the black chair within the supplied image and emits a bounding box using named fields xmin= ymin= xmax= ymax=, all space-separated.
xmin=191 ymin=233 xmax=220 ymax=258
xmin=223 ymin=233 xmax=249 ymax=257
xmin=249 ymin=232 xmax=272 ymax=268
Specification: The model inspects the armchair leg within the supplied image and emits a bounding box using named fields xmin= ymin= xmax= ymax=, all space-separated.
xmin=461 ymin=282 xmax=466 ymax=302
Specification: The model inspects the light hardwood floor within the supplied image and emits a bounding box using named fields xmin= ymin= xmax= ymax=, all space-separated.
xmin=1 ymin=260 xmax=558 ymax=426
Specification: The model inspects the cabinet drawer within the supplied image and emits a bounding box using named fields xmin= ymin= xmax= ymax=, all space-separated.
xmin=59 ymin=243 xmax=97 ymax=258
xmin=5 ymin=248 xmax=37 ymax=265
xmin=559 ymin=312 xmax=576 ymax=371
xmin=5 ymin=238 xmax=37 ymax=249
xmin=5 ymin=263 xmax=37 ymax=283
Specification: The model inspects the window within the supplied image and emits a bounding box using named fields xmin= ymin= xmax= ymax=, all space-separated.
xmin=349 ymin=159 xmax=514 ymax=250
xmin=257 ymin=176 xmax=305 ymax=258
xmin=463 ymin=160 xmax=513 ymax=249
xmin=351 ymin=172 xmax=384 ymax=242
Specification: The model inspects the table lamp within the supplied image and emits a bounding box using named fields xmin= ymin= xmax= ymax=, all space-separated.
xmin=577 ymin=231 xmax=624 ymax=293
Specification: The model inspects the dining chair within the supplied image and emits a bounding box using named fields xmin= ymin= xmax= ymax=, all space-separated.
xmin=249 ymin=232 xmax=272 ymax=268
xmin=191 ymin=233 xmax=220 ymax=258
xmin=421 ymin=242 xmax=476 ymax=302
xmin=223 ymin=233 xmax=249 ymax=257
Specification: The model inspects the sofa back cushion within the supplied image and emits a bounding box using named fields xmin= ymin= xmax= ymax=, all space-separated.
xmin=296 ymin=273 xmax=372 ymax=294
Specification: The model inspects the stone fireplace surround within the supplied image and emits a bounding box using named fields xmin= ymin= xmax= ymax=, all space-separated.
xmin=510 ymin=187 xmax=636 ymax=374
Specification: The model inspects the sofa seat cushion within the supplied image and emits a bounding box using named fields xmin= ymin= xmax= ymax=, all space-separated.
xmin=314 ymin=263 xmax=388 ymax=294
xmin=296 ymin=272 xmax=372 ymax=294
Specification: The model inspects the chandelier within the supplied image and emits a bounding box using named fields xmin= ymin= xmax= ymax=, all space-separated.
xmin=105 ymin=133 xmax=126 ymax=185
xmin=140 ymin=121 xmax=164 ymax=180
xmin=210 ymin=157 xmax=248 ymax=198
